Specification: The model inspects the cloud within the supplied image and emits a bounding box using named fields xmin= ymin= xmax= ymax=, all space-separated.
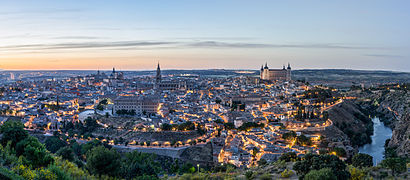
xmin=0 ymin=40 xmax=379 ymax=52
xmin=187 ymin=41 xmax=375 ymax=49
xmin=52 ymin=36 xmax=105 ymax=40
xmin=363 ymin=54 xmax=404 ymax=58
xmin=0 ymin=41 xmax=176 ymax=51
xmin=0 ymin=8 xmax=85 ymax=16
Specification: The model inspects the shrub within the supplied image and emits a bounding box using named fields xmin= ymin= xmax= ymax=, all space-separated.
xmin=281 ymin=169 xmax=294 ymax=178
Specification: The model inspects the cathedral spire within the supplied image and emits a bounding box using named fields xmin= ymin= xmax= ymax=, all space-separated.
xmin=287 ymin=62 xmax=291 ymax=69
xmin=156 ymin=62 xmax=161 ymax=83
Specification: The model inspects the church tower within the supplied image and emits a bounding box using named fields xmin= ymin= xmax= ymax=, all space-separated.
xmin=156 ymin=62 xmax=161 ymax=83
xmin=286 ymin=63 xmax=291 ymax=81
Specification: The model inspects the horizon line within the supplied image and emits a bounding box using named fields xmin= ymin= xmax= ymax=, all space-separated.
xmin=1 ymin=68 xmax=409 ymax=73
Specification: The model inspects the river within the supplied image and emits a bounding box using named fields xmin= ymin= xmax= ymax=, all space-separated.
xmin=359 ymin=117 xmax=392 ymax=165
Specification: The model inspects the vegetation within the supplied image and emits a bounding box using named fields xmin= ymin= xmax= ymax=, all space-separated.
xmin=116 ymin=109 xmax=136 ymax=116
xmin=352 ymin=153 xmax=373 ymax=167
xmin=304 ymin=168 xmax=336 ymax=180
xmin=1 ymin=120 xmax=408 ymax=179
xmin=293 ymin=154 xmax=350 ymax=180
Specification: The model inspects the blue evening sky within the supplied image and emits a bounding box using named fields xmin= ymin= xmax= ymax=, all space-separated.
xmin=0 ymin=0 xmax=409 ymax=71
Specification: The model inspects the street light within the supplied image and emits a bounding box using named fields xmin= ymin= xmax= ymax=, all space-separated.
xmin=197 ymin=164 xmax=200 ymax=173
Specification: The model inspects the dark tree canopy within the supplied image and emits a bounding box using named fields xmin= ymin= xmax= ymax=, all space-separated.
xmin=15 ymin=136 xmax=54 ymax=168
xmin=279 ymin=152 xmax=300 ymax=162
xmin=352 ymin=153 xmax=373 ymax=167
xmin=45 ymin=136 xmax=67 ymax=153
xmin=293 ymin=154 xmax=350 ymax=180
xmin=86 ymin=146 xmax=121 ymax=177
xmin=0 ymin=120 xmax=28 ymax=147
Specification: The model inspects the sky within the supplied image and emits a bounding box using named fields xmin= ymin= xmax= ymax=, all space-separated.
xmin=0 ymin=0 xmax=409 ymax=71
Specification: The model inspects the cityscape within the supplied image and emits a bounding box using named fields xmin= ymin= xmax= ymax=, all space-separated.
xmin=0 ymin=1 xmax=409 ymax=180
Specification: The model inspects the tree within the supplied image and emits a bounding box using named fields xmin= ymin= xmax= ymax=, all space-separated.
xmin=121 ymin=151 xmax=160 ymax=179
xmin=160 ymin=123 xmax=172 ymax=131
xmin=282 ymin=131 xmax=297 ymax=141
xmin=380 ymin=157 xmax=406 ymax=176
xmin=0 ymin=120 xmax=28 ymax=147
xmin=332 ymin=147 xmax=347 ymax=157
xmin=279 ymin=152 xmax=299 ymax=162
xmin=304 ymin=168 xmax=336 ymax=180
xmin=86 ymin=146 xmax=121 ymax=177
xmin=293 ymin=154 xmax=350 ymax=180
xmin=56 ymin=146 xmax=75 ymax=162
xmin=296 ymin=134 xmax=312 ymax=146
xmin=15 ymin=136 xmax=54 ymax=168
xmin=45 ymin=136 xmax=67 ymax=153
xmin=352 ymin=153 xmax=373 ymax=167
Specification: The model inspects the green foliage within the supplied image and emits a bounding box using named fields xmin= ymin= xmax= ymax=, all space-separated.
xmin=281 ymin=169 xmax=294 ymax=178
xmin=258 ymin=158 xmax=267 ymax=166
xmin=121 ymin=151 xmax=160 ymax=179
xmin=0 ymin=142 xmax=19 ymax=167
xmin=258 ymin=173 xmax=272 ymax=180
xmin=160 ymin=123 xmax=172 ymax=131
xmin=245 ymin=171 xmax=253 ymax=179
xmin=0 ymin=120 xmax=28 ymax=148
xmin=293 ymin=154 xmax=350 ymax=180
xmin=279 ymin=152 xmax=300 ymax=162
xmin=56 ymin=146 xmax=75 ymax=162
xmin=304 ymin=168 xmax=336 ymax=180
xmin=173 ymin=121 xmax=195 ymax=131
xmin=0 ymin=166 xmax=24 ymax=180
xmin=332 ymin=147 xmax=347 ymax=157
xmin=53 ymin=157 xmax=93 ymax=180
xmin=380 ymin=157 xmax=406 ymax=176
xmin=85 ymin=146 xmax=121 ymax=177
xmin=116 ymin=109 xmax=136 ymax=116
xmin=352 ymin=153 xmax=373 ymax=167
xmin=384 ymin=147 xmax=397 ymax=158
xmin=296 ymin=134 xmax=312 ymax=146
xmin=45 ymin=136 xmax=67 ymax=153
xmin=238 ymin=122 xmax=264 ymax=131
xmin=15 ymin=136 xmax=54 ymax=168
xmin=348 ymin=165 xmax=366 ymax=180
xmin=282 ymin=131 xmax=297 ymax=141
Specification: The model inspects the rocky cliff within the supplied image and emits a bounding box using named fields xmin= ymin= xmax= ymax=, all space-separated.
xmin=374 ymin=90 xmax=409 ymax=157
xmin=327 ymin=100 xmax=373 ymax=148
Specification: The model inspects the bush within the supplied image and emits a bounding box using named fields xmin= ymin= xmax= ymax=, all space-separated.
xmin=304 ymin=168 xmax=336 ymax=180
xmin=281 ymin=169 xmax=294 ymax=178
xmin=380 ymin=157 xmax=406 ymax=176
xmin=279 ymin=152 xmax=300 ymax=162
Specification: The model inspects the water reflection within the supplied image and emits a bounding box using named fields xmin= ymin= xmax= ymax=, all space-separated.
xmin=359 ymin=117 xmax=392 ymax=165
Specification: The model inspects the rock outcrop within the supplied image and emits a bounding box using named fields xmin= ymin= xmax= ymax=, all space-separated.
xmin=327 ymin=100 xmax=373 ymax=147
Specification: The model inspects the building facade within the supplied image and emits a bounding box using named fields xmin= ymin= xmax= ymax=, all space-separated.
xmin=260 ymin=63 xmax=291 ymax=81
xmin=113 ymin=95 xmax=159 ymax=115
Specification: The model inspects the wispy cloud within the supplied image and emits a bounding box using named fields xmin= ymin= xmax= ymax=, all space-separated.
xmin=187 ymin=41 xmax=376 ymax=49
xmin=52 ymin=36 xmax=105 ymax=40
xmin=363 ymin=54 xmax=404 ymax=58
xmin=0 ymin=8 xmax=85 ymax=16
xmin=0 ymin=41 xmax=176 ymax=51
xmin=0 ymin=40 xmax=379 ymax=52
